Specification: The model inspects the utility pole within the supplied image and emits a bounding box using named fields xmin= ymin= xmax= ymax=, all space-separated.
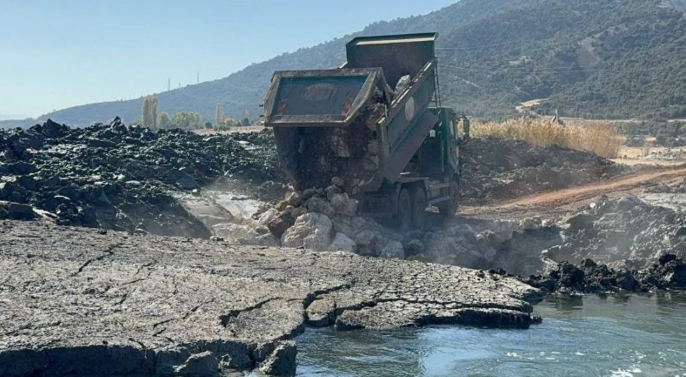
xmin=168 ymin=78 xmax=171 ymax=91
xmin=197 ymin=72 xmax=199 ymax=84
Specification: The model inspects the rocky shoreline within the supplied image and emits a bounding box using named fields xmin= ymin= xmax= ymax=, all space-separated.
xmin=0 ymin=219 xmax=541 ymax=376
xmin=522 ymin=254 xmax=686 ymax=294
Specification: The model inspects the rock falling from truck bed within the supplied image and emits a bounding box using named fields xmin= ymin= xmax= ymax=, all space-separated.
xmin=276 ymin=98 xmax=386 ymax=196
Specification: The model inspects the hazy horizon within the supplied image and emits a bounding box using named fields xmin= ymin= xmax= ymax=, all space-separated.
xmin=0 ymin=114 xmax=30 ymax=121
xmin=1 ymin=0 xmax=456 ymax=119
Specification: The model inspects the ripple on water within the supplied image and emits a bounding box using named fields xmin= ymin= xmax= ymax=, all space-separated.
xmin=293 ymin=293 xmax=686 ymax=377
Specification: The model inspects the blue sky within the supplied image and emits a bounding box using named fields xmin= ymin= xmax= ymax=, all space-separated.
xmin=0 ymin=0 xmax=456 ymax=118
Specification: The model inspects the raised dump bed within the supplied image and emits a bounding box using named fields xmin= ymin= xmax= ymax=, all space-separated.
xmin=264 ymin=33 xmax=439 ymax=192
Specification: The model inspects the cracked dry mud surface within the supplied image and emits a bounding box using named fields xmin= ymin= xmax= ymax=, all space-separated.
xmin=0 ymin=220 xmax=541 ymax=376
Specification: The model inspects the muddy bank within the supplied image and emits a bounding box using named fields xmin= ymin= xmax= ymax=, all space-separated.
xmin=396 ymin=194 xmax=686 ymax=285
xmin=459 ymin=136 xmax=629 ymax=202
xmin=0 ymin=219 xmax=541 ymax=377
xmin=0 ymin=119 xmax=285 ymax=237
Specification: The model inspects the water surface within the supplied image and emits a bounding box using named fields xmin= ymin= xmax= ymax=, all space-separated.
xmin=295 ymin=293 xmax=686 ymax=377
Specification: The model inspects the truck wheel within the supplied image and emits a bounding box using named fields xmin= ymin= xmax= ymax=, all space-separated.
xmin=393 ymin=188 xmax=412 ymax=232
xmin=411 ymin=187 xmax=427 ymax=229
xmin=438 ymin=180 xmax=459 ymax=218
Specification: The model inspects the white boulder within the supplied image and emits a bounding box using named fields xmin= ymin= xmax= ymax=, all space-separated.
xmin=281 ymin=213 xmax=333 ymax=251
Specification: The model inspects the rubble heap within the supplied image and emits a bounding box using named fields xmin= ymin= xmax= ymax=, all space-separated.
xmin=0 ymin=118 xmax=284 ymax=237
xmin=459 ymin=136 xmax=629 ymax=202
xmin=260 ymin=177 xmax=406 ymax=259
xmin=524 ymin=254 xmax=686 ymax=294
xmin=275 ymin=99 xmax=386 ymax=195
xmin=546 ymin=195 xmax=686 ymax=268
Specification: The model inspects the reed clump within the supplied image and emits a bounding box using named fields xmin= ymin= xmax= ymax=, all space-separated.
xmin=472 ymin=118 xmax=621 ymax=159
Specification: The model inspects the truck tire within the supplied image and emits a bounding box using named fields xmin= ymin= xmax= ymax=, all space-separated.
xmin=411 ymin=187 xmax=427 ymax=229
xmin=393 ymin=188 xmax=412 ymax=232
xmin=438 ymin=180 xmax=459 ymax=218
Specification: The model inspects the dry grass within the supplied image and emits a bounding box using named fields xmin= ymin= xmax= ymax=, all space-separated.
xmin=193 ymin=125 xmax=265 ymax=135
xmin=472 ymin=118 xmax=622 ymax=159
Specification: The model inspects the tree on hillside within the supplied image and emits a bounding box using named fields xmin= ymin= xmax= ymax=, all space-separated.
xmin=214 ymin=104 xmax=223 ymax=128
xmin=141 ymin=96 xmax=158 ymax=128
xmin=158 ymin=112 xmax=171 ymax=129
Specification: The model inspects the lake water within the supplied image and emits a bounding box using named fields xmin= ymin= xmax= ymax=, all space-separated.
xmin=294 ymin=293 xmax=686 ymax=377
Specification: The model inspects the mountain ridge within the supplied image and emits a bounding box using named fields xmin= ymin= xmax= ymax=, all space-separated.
xmin=5 ymin=0 xmax=686 ymax=127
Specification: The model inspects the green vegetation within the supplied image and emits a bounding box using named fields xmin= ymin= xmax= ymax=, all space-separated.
xmin=26 ymin=0 xmax=686 ymax=125
xmin=617 ymin=120 xmax=686 ymax=147
xmin=141 ymin=96 xmax=158 ymax=128
xmin=157 ymin=112 xmax=171 ymax=128
xmin=170 ymin=112 xmax=203 ymax=129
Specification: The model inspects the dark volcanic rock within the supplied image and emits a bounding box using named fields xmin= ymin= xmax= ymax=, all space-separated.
xmin=0 ymin=118 xmax=285 ymax=237
xmin=0 ymin=201 xmax=35 ymax=220
xmin=524 ymin=254 xmax=686 ymax=294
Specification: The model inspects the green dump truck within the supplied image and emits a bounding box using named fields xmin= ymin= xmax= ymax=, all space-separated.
xmin=263 ymin=33 xmax=464 ymax=230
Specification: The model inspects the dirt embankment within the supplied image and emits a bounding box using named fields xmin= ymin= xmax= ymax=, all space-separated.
xmin=459 ymin=136 xmax=630 ymax=203
xmin=462 ymin=165 xmax=686 ymax=220
xmin=0 ymin=219 xmax=540 ymax=377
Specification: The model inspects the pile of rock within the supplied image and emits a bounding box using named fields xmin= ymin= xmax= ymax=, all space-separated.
xmin=0 ymin=118 xmax=284 ymax=237
xmin=459 ymin=136 xmax=629 ymax=203
xmin=407 ymin=220 xmax=562 ymax=277
xmin=274 ymin=100 xmax=386 ymax=195
xmin=260 ymin=178 xmax=406 ymax=259
xmin=524 ymin=254 xmax=686 ymax=294
xmin=545 ymin=195 xmax=686 ymax=268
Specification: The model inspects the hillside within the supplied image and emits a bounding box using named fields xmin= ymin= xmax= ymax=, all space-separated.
xmin=8 ymin=0 xmax=686 ymax=126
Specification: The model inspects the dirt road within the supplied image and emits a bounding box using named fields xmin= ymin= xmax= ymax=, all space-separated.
xmin=461 ymin=165 xmax=686 ymax=220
